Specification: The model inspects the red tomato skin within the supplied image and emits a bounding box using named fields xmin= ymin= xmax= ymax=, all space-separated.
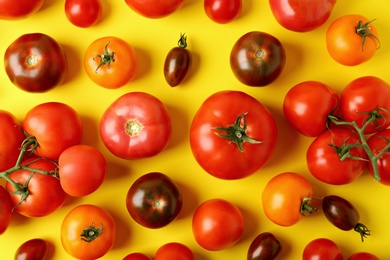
xmin=123 ymin=253 xmax=152 ymax=260
xmin=0 ymin=186 xmax=13 ymax=234
xmin=124 ymin=0 xmax=184 ymax=18
xmin=14 ymin=238 xmax=49 ymax=260
xmin=65 ymin=0 xmax=102 ymax=28
xmin=247 ymin=232 xmax=281 ymax=260
xmin=204 ymin=0 xmax=242 ymax=24
xmin=302 ymin=238 xmax=343 ymax=260
xmin=0 ymin=0 xmax=43 ymax=20
xmin=348 ymin=252 xmax=379 ymax=260
xmin=154 ymin=242 xmax=194 ymax=260
xmin=367 ymin=129 xmax=390 ymax=185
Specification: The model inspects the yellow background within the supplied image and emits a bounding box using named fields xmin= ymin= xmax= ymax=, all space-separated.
xmin=0 ymin=0 xmax=389 ymax=259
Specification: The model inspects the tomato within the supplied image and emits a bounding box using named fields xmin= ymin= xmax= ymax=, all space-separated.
xmin=283 ymin=81 xmax=340 ymax=137
xmin=262 ymin=172 xmax=315 ymax=226
xmin=124 ymin=0 xmax=184 ymax=18
xmin=340 ymin=76 xmax=390 ymax=134
xmin=164 ymin=33 xmax=192 ymax=87
xmin=14 ymin=238 xmax=49 ymax=260
xmin=367 ymin=129 xmax=390 ymax=185
xmin=326 ymin=14 xmax=380 ymax=66
xmin=22 ymin=102 xmax=83 ymax=160
xmin=58 ymin=144 xmax=107 ymax=197
xmin=192 ymin=198 xmax=244 ymax=251
xmin=204 ymin=0 xmax=242 ymax=24
xmin=230 ymin=31 xmax=286 ymax=86
xmin=123 ymin=253 xmax=152 ymax=260
xmin=100 ymin=92 xmax=172 ymax=160
xmin=348 ymin=252 xmax=380 ymax=260
xmin=126 ymin=172 xmax=182 ymax=229
xmin=154 ymin=242 xmax=194 ymax=260
xmin=190 ymin=91 xmax=277 ymax=180
xmin=84 ymin=36 xmax=138 ymax=89
xmin=0 ymin=186 xmax=13 ymax=234
xmin=302 ymin=238 xmax=343 ymax=260
xmin=0 ymin=0 xmax=43 ymax=20
xmin=61 ymin=204 xmax=116 ymax=260
xmin=65 ymin=0 xmax=102 ymax=28
xmin=269 ymin=0 xmax=336 ymax=32
xmin=4 ymin=33 xmax=68 ymax=93
xmin=247 ymin=232 xmax=281 ymax=260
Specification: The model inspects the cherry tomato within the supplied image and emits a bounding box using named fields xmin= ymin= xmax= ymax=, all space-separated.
xmin=61 ymin=204 xmax=116 ymax=260
xmin=14 ymin=238 xmax=49 ymax=260
xmin=4 ymin=33 xmax=68 ymax=93
xmin=204 ymin=0 xmax=242 ymax=24
xmin=348 ymin=252 xmax=380 ymax=260
xmin=302 ymin=238 xmax=343 ymax=260
xmin=326 ymin=14 xmax=380 ymax=66
xmin=124 ymin=0 xmax=184 ymax=18
xmin=123 ymin=253 xmax=152 ymax=260
xmin=192 ymin=198 xmax=244 ymax=251
xmin=190 ymin=90 xmax=277 ymax=180
xmin=126 ymin=172 xmax=182 ymax=229
xmin=164 ymin=33 xmax=192 ymax=87
xmin=154 ymin=242 xmax=194 ymax=260
xmin=247 ymin=232 xmax=281 ymax=260
xmin=84 ymin=36 xmax=138 ymax=89
xmin=367 ymin=129 xmax=390 ymax=185
xmin=0 ymin=186 xmax=13 ymax=234
xmin=0 ymin=0 xmax=43 ymax=20
xmin=100 ymin=92 xmax=172 ymax=160
xmin=262 ymin=172 xmax=315 ymax=226
xmin=230 ymin=31 xmax=286 ymax=86
xmin=65 ymin=0 xmax=102 ymax=28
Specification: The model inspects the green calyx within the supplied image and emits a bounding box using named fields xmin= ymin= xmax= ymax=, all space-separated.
xmin=300 ymin=197 xmax=317 ymax=216
xmin=95 ymin=41 xmax=115 ymax=72
xmin=177 ymin=33 xmax=188 ymax=48
xmin=354 ymin=223 xmax=371 ymax=242
xmin=355 ymin=19 xmax=380 ymax=51
xmin=80 ymin=223 xmax=104 ymax=242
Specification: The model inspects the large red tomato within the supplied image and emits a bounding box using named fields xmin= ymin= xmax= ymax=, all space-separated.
xmin=190 ymin=90 xmax=277 ymax=180
xmin=124 ymin=0 xmax=184 ymax=18
xmin=0 ymin=0 xmax=43 ymax=20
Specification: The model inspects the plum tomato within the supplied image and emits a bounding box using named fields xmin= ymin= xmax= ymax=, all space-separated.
xmin=14 ymin=238 xmax=49 ymax=260
xmin=4 ymin=33 xmax=67 ymax=92
xmin=123 ymin=253 xmax=152 ymax=260
xmin=348 ymin=252 xmax=380 ymax=260
xmin=0 ymin=0 xmax=43 ymax=20
xmin=126 ymin=172 xmax=183 ymax=229
xmin=204 ymin=0 xmax=242 ymax=24
xmin=154 ymin=242 xmax=194 ymax=260
xmin=247 ymin=232 xmax=281 ymax=260
xmin=230 ymin=31 xmax=286 ymax=86
xmin=0 ymin=186 xmax=13 ymax=234
xmin=124 ymin=0 xmax=184 ymax=18
xmin=302 ymin=238 xmax=343 ymax=260
xmin=65 ymin=0 xmax=102 ymax=28
xmin=367 ymin=129 xmax=390 ymax=185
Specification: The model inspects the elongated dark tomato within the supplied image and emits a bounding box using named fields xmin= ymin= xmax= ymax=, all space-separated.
xmin=247 ymin=232 xmax=281 ymax=260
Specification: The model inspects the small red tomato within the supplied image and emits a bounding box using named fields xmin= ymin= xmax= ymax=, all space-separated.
xmin=124 ymin=0 xmax=184 ymax=18
xmin=0 ymin=0 xmax=44 ymax=20
xmin=302 ymin=238 xmax=343 ymax=260
xmin=123 ymin=253 xmax=152 ymax=260
xmin=204 ymin=0 xmax=242 ymax=24
xmin=0 ymin=186 xmax=13 ymax=234
xmin=65 ymin=0 xmax=102 ymax=28
xmin=154 ymin=242 xmax=194 ymax=260
xmin=14 ymin=238 xmax=49 ymax=260
xmin=348 ymin=252 xmax=380 ymax=260
xmin=247 ymin=232 xmax=281 ymax=260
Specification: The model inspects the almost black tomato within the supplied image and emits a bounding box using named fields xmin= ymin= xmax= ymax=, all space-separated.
xmin=247 ymin=232 xmax=281 ymax=260
xmin=14 ymin=238 xmax=49 ymax=260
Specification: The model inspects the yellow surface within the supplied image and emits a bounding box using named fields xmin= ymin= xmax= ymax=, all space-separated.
xmin=0 ymin=1 xmax=389 ymax=259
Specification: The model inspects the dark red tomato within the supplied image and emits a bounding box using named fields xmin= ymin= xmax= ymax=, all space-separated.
xmin=0 ymin=0 xmax=43 ymax=20
xmin=322 ymin=195 xmax=370 ymax=241
xmin=126 ymin=172 xmax=182 ymax=229
xmin=348 ymin=252 xmax=380 ymax=260
xmin=306 ymin=127 xmax=367 ymax=185
xmin=204 ymin=0 xmax=242 ymax=24
xmin=247 ymin=232 xmax=281 ymax=260
xmin=65 ymin=0 xmax=102 ymax=28
xmin=269 ymin=0 xmax=337 ymax=32
xmin=340 ymin=76 xmax=390 ymax=134
xmin=0 ymin=186 xmax=13 ymax=234
xmin=283 ymin=81 xmax=340 ymax=137
xmin=164 ymin=33 xmax=192 ymax=87
xmin=230 ymin=31 xmax=286 ymax=86
xmin=14 ymin=238 xmax=49 ymax=260
xmin=367 ymin=129 xmax=390 ymax=185
xmin=4 ymin=33 xmax=67 ymax=93
xmin=124 ymin=0 xmax=184 ymax=18
xmin=190 ymin=91 xmax=277 ymax=180
xmin=154 ymin=242 xmax=194 ymax=260
xmin=302 ymin=238 xmax=343 ymax=260
xmin=123 ymin=253 xmax=152 ymax=260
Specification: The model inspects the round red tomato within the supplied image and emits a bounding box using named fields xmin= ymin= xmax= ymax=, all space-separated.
xmin=230 ymin=31 xmax=286 ymax=86
xmin=0 ymin=0 xmax=43 ymax=20
xmin=154 ymin=242 xmax=194 ymax=260
xmin=204 ymin=0 xmax=242 ymax=24
xmin=14 ymin=238 xmax=49 ymax=260
xmin=100 ymin=92 xmax=172 ymax=160
xmin=65 ymin=0 xmax=102 ymax=28
xmin=124 ymin=0 xmax=184 ymax=18
xmin=123 ymin=253 xmax=152 ymax=260
xmin=4 ymin=33 xmax=67 ymax=92
xmin=302 ymin=238 xmax=343 ymax=260
xmin=0 ymin=186 xmax=13 ymax=234
xmin=192 ymin=198 xmax=244 ymax=251
xmin=190 ymin=90 xmax=277 ymax=180
xmin=348 ymin=252 xmax=379 ymax=260
xmin=367 ymin=129 xmax=390 ymax=185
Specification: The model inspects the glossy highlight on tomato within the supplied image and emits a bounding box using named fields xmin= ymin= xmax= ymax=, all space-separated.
xmin=302 ymin=238 xmax=343 ymax=260
xmin=247 ymin=232 xmax=281 ymax=260
xmin=65 ymin=0 xmax=102 ymax=28
xmin=204 ymin=0 xmax=242 ymax=24
xmin=14 ymin=238 xmax=49 ymax=260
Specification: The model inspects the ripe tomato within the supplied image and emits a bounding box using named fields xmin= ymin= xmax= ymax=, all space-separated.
xmin=326 ymin=14 xmax=380 ymax=66
xmin=154 ymin=242 xmax=194 ymax=260
xmin=204 ymin=0 xmax=242 ymax=24
xmin=84 ymin=36 xmax=138 ymax=89
xmin=58 ymin=144 xmax=107 ymax=197
xmin=61 ymin=204 xmax=116 ymax=260
xmin=348 ymin=252 xmax=379 ymax=260
xmin=230 ymin=31 xmax=286 ymax=86
xmin=4 ymin=33 xmax=68 ymax=92
xmin=269 ymin=0 xmax=337 ymax=32
xmin=124 ymin=0 xmax=184 ymax=18
xmin=192 ymin=198 xmax=244 ymax=251
xmin=367 ymin=129 xmax=390 ymax=185
xmin=190 ymin=91 xmax=277 ymax=180
xmin=0 ymin=186 xmax=13 ymax=234
xmin=247 ymin=232 xmax=281 ymax=260
xmin=14 ymin=238 xmax=49 ymax=260
xmin=0 ymin=0 xmax=43 ymax=20
xmin=123 ymin=253 xmax=152 ymax=260
xmin=65 ymin=0 xmax=102 ymax=28
xmin=22 ymin=102 xmax=83 ymax=160
xmin=283 ymin=81 xmax=340 ymax=137
xmin=100 ymin=92 xmax=172 ymax=160
xmin=262 ymin=172 xmax=315 ymax=226
xmin=126 ymin=172 xmax=182 ymax=229
xmin=302 ymin=238 xmax=343 ymax=260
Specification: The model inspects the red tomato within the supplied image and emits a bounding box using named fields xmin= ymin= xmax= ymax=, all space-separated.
xmin=247 ymin=232 xmax=281 ymax=260
xmin=190 ymin=90 xmax=277 ymax=180
xmin=204 ymin=0 xmax=242 ymax=24
xmin=14 ymin=238 xmax=49 ymax=260
xmin=348 ymin=252 xmax=379 ymax=260
xmin=0 ymin=186 xmax=13 ymax=234
xmin=302 ymin=238 xmax=343 ymax=260
xmin=192 ymin=198 xmax=244 ymax=251
xmin=58 ymin=144 xmax=107 ymax=197
xmin=100 ymin=92 xmax=172 ymax=160
xmin=154 ymin=242 xmax=194 ymax=260
xmin=269 ymin=0 xmax=337 ymax=32
xmin=123 ymin=253 xmax=152 ymax=260
xmin=367 ymin=129 xmax=390 ymax=185
xmin=283 ymin=81 xmax=340 ymax=137
xmin=65 ymin=0 xmax=102 ymax=28
xmin=4 ymin=33 xmax=68 ymax=93
xmin=0 ymin=0 xmax=43 ymax=20
xmin=22 ymin=102 xmax=83 ymax=160
xmin=125 ymin=0 xmax=184 ymax=18
xmin=61 ymin=204 xmax=116 ymax=260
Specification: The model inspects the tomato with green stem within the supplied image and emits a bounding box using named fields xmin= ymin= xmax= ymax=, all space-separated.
xmin=302 ymin=238 xmax=343 ymax=260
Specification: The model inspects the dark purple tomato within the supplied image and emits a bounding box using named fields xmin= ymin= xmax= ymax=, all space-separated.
xmin=126 ymin=172 xmax=183 ymax=229
xmin=230 ymin=31 xmax=286 ymax=87
xmin=14 ymin=238 xmax=49 ymax=260
xmin=322 ymin=195 xmax=370 ymax=241
xmin=247 ymin=232 xmax=281 ymax=260
xmin=164 ymin=34 xmax=192 ymax=87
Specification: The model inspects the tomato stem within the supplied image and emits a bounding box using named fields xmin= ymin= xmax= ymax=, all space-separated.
xmin=94 ymin=41 xmax=115 ymax=72
xmin=355 ymin=19 xmax=380 ymax=51
xmin=354 ymin=223 xmax=370 ymax=242
xmin=80 ymin=222 xmax=104 ymax=242
xmin=300 ymin=197 xmax=317 ymax=216
xmin=177 ymin=33 xmax=188 ymax=48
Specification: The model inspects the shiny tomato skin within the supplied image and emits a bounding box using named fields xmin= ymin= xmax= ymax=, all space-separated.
xmin=367 ymin=129 xmax=390 ymax=185
xmin=322 ymin=195 xmax=360 ymax=231
xmin=124 ymin=0 xmax=184 ymax=18
xmin=100 ymin=92 xmax=172 ymax=160
xmin=123 ymin=253 xmax=152 ymax=260
xmin=0 ymin=0 xmax=43 ymax=20
xmin=247 ymin=232 xmax=281 ymax=260
xmin=65 ymin=0 xmax=102 ymax=28
xmin=190 ymin=90 xmax=277 ymax=180
xmin=204 ymin=0 xmax=242 ymax=24
xmin=154 ymin=242 xmax=194 ymax=260
xmin=0 ymin=186 xmax=13 ymax=234
xmin=348 ymin=252 xmax=380 ymax=260
xmin=14 ymin=238 xmax=49 ymax=260
xmin=269 ymin=0 xmax=336 ymax=32
xmin=4 ymin=33 xmax=67 ymax=93
xmin=302 ymin=238 xmax=343 ymax=260
xmin=230 ymin=31 xmax=286 ymax=86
